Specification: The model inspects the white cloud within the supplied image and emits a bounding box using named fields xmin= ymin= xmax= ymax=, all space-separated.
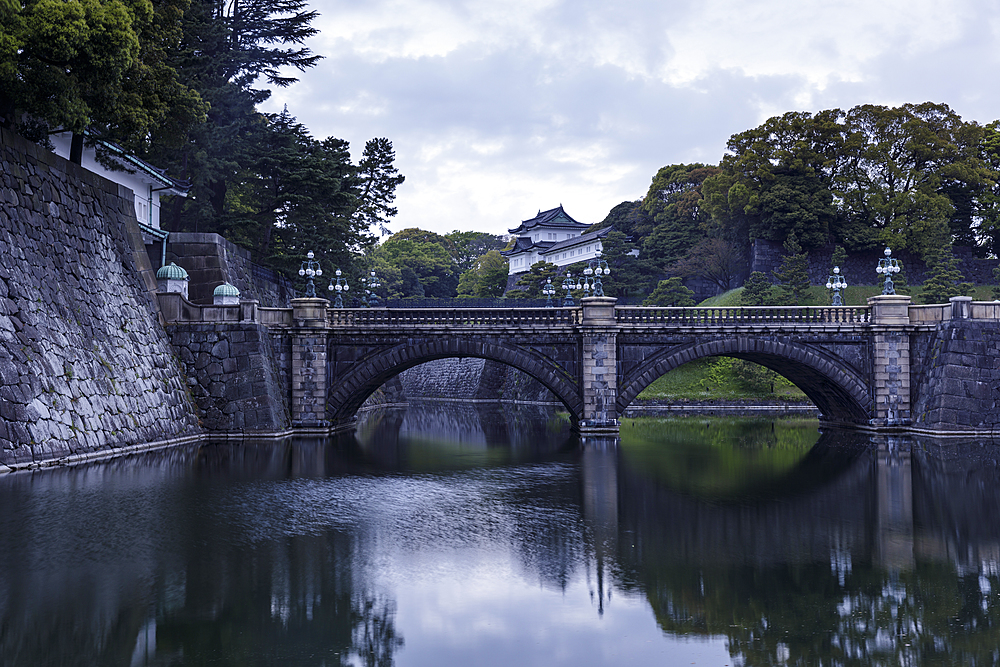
xmin=260 ymin=0 xmax=1000 ymax=237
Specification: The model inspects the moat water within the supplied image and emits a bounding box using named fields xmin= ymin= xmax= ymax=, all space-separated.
xmin=2 ymin=404 xmax=1000 ymax=666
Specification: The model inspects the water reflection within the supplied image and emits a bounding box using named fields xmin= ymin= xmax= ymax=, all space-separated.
xmin=1 ymin=406 xmax=1000 ymax=666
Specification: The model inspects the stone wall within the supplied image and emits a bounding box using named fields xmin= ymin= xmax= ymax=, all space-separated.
xmin=166 ymin=323 xmax=290 ymax=432
xmin=751 ymin=239 xmax=1000 ymax=287
xmin=397 ymin=358 xmax=557 ymax=404
xmin=160 ymin=233 xmax=297 ymax=307
xmin=911 ymin=319 xmax=1000 ymax=431
xmin=0 ymin=127 xmax=201 ymax=467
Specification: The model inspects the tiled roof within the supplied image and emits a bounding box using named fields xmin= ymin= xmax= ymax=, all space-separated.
xmin=508 ymin=205 xmax=589 ymax=235
xmin=544 ymin=226 xmax=611 ymax=255
xmin=500 ymin=237 xmax=555 ymax=256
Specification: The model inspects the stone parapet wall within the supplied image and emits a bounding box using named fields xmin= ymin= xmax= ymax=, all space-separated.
xmin=166 ymin=323 xmax=290 ymax=431
xmin=0 ymin=127 xmax=201 ymax=467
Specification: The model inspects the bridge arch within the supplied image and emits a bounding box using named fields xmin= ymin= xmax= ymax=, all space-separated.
xmin=617 ymin=336 xmax=873 ymax=424
xmin=327 ymin=337 xmax=583 ymax=425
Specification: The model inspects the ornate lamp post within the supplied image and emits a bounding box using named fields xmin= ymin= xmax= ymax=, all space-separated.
xmin=327 ymin=268 xmax=349 ymax=308
xmin=298 ymin=250 xmax=323 ymax=298
xmin=561 ymin=271 xmax=577 ymax=307
xmin=542 ymin=277 xmax=556 ymax=307
xmin=825 ymin=266 xmax=847 ymax=306
xmin=876 ymin=247 xmax=901 ymax=295
xmin=581 ymin=254 xmax=610 ymax=298
xmin=364 ymin=270 xmax=382 ymax=307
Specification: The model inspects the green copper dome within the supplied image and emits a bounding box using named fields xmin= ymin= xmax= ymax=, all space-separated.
xmin=213 ymin=282 xmax=240 ymax=297
xmin=156 ymin=262 xmax=189 ymax=280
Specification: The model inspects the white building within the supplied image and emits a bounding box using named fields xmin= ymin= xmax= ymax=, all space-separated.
xmin=502 ymin=205 xmax=612 ymax=275
xmin=49 ymin=132 xmax=189 ymax=231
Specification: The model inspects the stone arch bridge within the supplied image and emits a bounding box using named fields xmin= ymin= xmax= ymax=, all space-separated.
xmin=159 ymin=294 xmax=1000 ymax=435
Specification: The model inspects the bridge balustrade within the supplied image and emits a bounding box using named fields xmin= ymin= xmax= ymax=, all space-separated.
xmin=328 ymin=307 xmax=582 ymax=328
xmin=615 ymin=305 xmax=872 ymax=326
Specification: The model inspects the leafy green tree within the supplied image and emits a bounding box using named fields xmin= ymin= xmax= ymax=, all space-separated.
xmin=720 ymin=109 xmax=843 ymax=249
xmin=587 ymin=200 xmax=655 ymax=239
xmin=456 ymin=250 xmax=508 ymax=298
xmin=598 ymin=231 xmax=658 ymax=298
xmin=643 ymin=278 xmax=695 ymax=307
xmin=920 ymin=246 xmax=973 ymax=304
xmin=446 ymin=231 xmax=507 ymax=273
xmin=0 ymin=0 xmax=205 ymax=154
xmin=374 ymin=229 xmax=459 ymax=298
xmin=740 ymin=272 xmax=776 ymax=306
xmin=834 ymin=102 xmax=986 ymax=259
xmin=641 ymin=164 xmax=719 ymax=269
xmin=831 ymin=244 xmax=847 ymax=271
xmin=993 ymin=264 xmax=1000 ymax=300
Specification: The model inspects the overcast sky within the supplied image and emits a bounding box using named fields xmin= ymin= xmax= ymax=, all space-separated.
xmin=260 ymin=0 xmax=1000 ymax=238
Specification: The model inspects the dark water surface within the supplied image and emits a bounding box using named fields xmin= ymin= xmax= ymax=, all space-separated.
xmin=3 ymin=405 xmax=1000 ymax=666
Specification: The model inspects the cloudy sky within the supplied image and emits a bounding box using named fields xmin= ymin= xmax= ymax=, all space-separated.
xmin=261 ymin=0 xmax=1000 ymax=238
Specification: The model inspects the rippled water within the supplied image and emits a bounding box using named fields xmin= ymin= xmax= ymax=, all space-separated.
xmin=2 ymin=405 xmax=1000 ymax=666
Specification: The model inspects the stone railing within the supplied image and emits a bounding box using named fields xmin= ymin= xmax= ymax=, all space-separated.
xmin=328 ymin=307 xmax=582 ymax=328
xmin=157 ymin=293 xmax=259 ymax=323
xmin=907 ymin=304 xmax=949 ymax=323
xmin=616 ymin=305 xmax=872 ymax=326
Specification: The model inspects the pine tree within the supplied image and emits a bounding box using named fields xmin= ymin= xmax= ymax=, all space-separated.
xmin=740 ymin=272 xmax=775 ymax=306
xmin=920 ymin=246 xmax=973 ymax=304
xmin=772 ymin=233 xmax=811 ymax=305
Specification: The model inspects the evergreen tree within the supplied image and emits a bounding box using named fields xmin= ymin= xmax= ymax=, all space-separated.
xmin=741 ymin=272 xmax=775 ymax=306
xmin=353 ymin=138 xmax=405 ymax=237
xmin=920 ymin=246 xmax=973 ymax=304
xmin=992 ymin=265 xmax=1000 ymax=300
xmin=643 ymin=278 xmax=695 ymax=307
xmin=831 ymin=245 xmax=847 ymax=272
xmin=509 ymin=261 xmax=560 ymax=299
xmin=773 ymin=233 xmax=811 ymax=305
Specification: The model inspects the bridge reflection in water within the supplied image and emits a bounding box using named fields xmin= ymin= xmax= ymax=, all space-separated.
xmin=3 ymin=406 xmax=1000 ymax=665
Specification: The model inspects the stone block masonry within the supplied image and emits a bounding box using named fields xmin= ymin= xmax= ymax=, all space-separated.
xmin=0 ymin=127 xmax=201 ymax=467
xmin=166 ymin=323 xmax=290 ymax=432
xmin=912 ymin=319 xmax=1000 ymax=431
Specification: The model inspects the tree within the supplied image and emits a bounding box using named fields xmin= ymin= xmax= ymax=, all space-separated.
xmin=456 ymin=250 xmax=509 ymax=298
xmin=509 ymin=261 xmax=560 ymax=299
xmin=831 ymin=244 xmax=847 ymax=271
xmin=719 ymin=109 xmax=843 ymax=249
xmin=587 ymin=200 xmax=654 ymax=239
xmin=353 ymin=138 xmax=405 ymax=237
xmin=446 ymin=231 xmax=507 ymax=273
xmin=833 ymin=102 xmax=986 ymax=259
xmin=640 ymin=164 xmax=719 ymax=269
xmin=670 ymin=237 xmax=745 ymax=292
xmin=0 ymin=0 xmax=206 ymax=154
xmin=643 ymin=278 xmax=695 ymax=307
xmin=151 ymin=0 xmax=322 ymax=228
xmin=598 ymin=231 xmax=657 ymax=298
xmin=772 ymin=233 xmax=811 ymax=305
xmin=374 ymin=230 xmax=459 ymax=298
xmin=920 ymin=246 xmax=973 ymax=304
xmin=741 ymin=271 xmax=775 ymax=306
